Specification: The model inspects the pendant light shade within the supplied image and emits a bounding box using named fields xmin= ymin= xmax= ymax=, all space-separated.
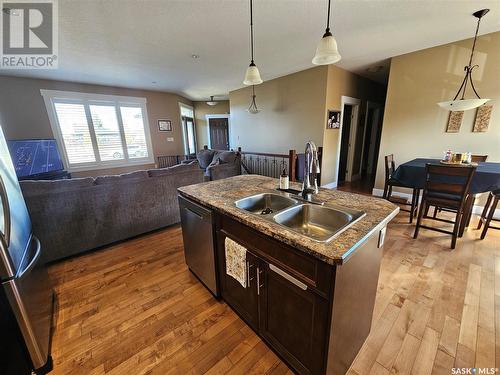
xmin=312 ymin=33 xmax=341 ymax=65
xmin=206 ymin=96 xmax=218 ymax=106
xmin=244 ymin=62 xmax=263 ymax=85
xmin=437 ymin=9 xmax=490 ymax=111
xmin=243 ymin=0 xmax=263 ymax=85
xmin=312 ymin=0 xmax=341 ymax=65
xmin=438 ymin=98 xmax=490 ymax=111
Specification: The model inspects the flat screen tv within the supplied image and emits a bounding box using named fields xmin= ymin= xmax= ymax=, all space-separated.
xmin=8 ymin=139 xmax=64 ymax=178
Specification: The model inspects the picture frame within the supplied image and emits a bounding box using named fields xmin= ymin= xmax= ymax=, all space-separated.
xmin=446 ymin=111 xmax=464 ymax=133
xmin=327 ymin=110 xmax=341 ymax=129
xmin=158 ymin=119 xmax=172 ymax=132
xmin=472 ymin=105 xmax=493 ymax=132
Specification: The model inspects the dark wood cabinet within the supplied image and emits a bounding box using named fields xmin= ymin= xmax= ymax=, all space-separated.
xmin=259 ymin=261 xmax=329 ymax=375
xmin=212 ymin=211 xmax=384 ymax=375
xmin=217 ymin=231 xmax=260 ymax=330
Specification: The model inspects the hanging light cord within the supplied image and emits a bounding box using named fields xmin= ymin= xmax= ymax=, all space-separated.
xmin=323 ymin=0 xmax=332 ymax=37
xmin=250 ymin=0 xmax=255 ymax=64
xmin=453 ymin=14 xmax=484 ymax=101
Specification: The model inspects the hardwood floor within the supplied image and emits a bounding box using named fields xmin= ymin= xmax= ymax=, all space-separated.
xmin=47 ymin=212 xmax=499 ymax=374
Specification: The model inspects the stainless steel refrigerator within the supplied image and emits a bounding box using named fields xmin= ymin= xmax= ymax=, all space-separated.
xmin=0 ymin=126 xmax=54 ymax=373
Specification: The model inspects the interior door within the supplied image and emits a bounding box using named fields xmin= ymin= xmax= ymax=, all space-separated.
xmin=209 ymin=118 xmax=229 ymax=150
xmin=338 ymin=105 xmax=352 ymax=183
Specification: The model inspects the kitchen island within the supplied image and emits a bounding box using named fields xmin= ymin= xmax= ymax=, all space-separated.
xmin=178 ymin=175 xmax=399 ymax=375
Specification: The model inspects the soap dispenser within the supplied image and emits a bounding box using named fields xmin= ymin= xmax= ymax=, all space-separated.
xmin=279 ymin=168 xmax=289 ymax=190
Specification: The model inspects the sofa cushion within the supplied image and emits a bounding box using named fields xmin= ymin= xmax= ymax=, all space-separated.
xmin=95 ymin=170 xmax=148 ymax=185
xmin=20 ymin=177 xmax=95 ymax=195
xmin=197 ymin=149 xmax=216 ymax=169
xmin=148 ymin=163 xmax=200 ymax=177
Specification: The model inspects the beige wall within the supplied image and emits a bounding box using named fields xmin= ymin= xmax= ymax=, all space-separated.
xmin=375 ymin=31 xmax=500 ymax=191
xmin=321 ymin=65 xmax=387 ymax=185
xmin=193 ymin=100 xmax=230 ymax=149
xmin=0 ymin=75 xmax=192 ymax=177
xmin=229 ymin=66 xmax=328 ymax=154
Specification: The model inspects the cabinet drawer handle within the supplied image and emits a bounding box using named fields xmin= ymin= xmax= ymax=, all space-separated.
xmin=269 ymin=264 xmax=307 ymax=291
xmin=246 ymin=262 xmax=254 ymax=288
xmin=257 ymin=266 xmax=263 ymax=295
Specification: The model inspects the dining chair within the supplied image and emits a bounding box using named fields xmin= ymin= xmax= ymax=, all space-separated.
xmin=471 ymin=154 xmax=488 ymax=163
xmin=477 ymin=190 xmax=500 ymax=239
xmin=434 ymin=154 xmax=488 ymax=225
xmin=383 ymin=154 xmax=420 ymax=223
xmin=413 ymin=164 xmax=476 ymax=249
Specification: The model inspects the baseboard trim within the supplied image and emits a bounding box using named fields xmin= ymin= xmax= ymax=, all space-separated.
xmin=322 ymin=182 xmax=337 ymax=189
xmin=372 ymin=188 xmax=500 ymax=220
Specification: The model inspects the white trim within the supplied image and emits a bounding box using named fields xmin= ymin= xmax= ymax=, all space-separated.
xmin=40 ymin=89 xmax=147 ymax=104
xmin=372 ymin=188 xmax=500 ymax=220
xmin=205 ymin=114 xmax=231 ymax=149
xmin=335 ymin=96 xmax=361 ymax=184
xmin=321 ymin=182 xmax=338 ymax=189
xmin=41 ymin=89 xmax=154 ymax=172
xmin=179 ymin=102 xmax=196 ymax=155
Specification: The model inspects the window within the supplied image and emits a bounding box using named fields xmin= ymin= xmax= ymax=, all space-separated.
xmin=41 ymin=90 xmax=153 ymax=171
xmin=179 ymin=103 xmax=197 ymax=156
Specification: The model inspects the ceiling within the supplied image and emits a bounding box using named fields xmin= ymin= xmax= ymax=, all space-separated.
xmin=1 ymin=0 xmax=499 ymax=101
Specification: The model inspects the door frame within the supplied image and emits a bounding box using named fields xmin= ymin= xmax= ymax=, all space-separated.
xmin=358 ymin=101 xmax=383 ymax=178
xmin=179 ymin=102 xmax=197 ymax=155
xmin=205 ymin=114 xmax=231 ymax=149
xmin=335 ymin=96 xmax=361 ymax=184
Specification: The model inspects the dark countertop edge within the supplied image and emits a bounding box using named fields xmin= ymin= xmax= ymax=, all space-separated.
xmin=177 ymin=188 xmax=400 ymax=266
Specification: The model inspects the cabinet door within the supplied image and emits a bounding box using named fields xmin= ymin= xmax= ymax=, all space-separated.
xmin=258 ymin=260 xmax=329 ymax=375
xmin=217 ymin=233 xmax=259 ymax=330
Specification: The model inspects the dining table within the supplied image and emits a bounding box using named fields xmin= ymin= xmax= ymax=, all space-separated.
xmin=391 ymin=158 xmax=500 ymax=231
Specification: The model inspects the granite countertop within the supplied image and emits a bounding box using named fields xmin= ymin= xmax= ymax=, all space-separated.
xmin=178 ymin=175 xmax=399 ymax=265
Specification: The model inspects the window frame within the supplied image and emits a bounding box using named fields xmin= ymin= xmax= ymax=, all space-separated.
xmin=178 ymin=102 xmax=197 ymax=156
xmin=41 ymin=89 xmax=154 ymax=172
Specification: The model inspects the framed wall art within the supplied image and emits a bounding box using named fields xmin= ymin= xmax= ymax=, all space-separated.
xmin=446 ymin=111 xmax=464 ymax=133
xmin=327 ymin=110 xmax=341 ymax=129
xmin=472 ymin=105 xmax=493 ymax=132
xmin=158 ymin=119 xmax=172 ymax=132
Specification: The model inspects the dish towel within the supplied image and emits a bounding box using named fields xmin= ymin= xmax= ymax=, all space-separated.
xmin=225 ymin=237 xmax=247 ymax=288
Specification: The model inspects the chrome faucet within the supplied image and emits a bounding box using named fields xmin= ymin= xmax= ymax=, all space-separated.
xmin=301 ymin=141 xmax=320 ymax=198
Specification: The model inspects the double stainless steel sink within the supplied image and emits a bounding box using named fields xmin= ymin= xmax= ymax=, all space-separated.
xmin=235 ymin=193 xmax=365 ymax=243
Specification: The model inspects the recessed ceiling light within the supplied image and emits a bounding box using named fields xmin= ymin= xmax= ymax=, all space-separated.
xmin=191 ymin=54 xmax=200 ymax=59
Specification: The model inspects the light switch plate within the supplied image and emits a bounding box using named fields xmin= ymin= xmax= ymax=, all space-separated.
xmin=167 ymin=137 xmax=174 ymax=142
xmin=378 ymin=227 xmax=387 ymax=248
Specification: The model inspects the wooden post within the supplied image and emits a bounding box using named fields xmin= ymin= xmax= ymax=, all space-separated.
xmin=289 ymin=149 xmax=297 ymax=182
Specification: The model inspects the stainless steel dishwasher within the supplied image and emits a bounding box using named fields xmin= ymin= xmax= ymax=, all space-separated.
xmin=178 ymin=195 xmax=219 ymax=296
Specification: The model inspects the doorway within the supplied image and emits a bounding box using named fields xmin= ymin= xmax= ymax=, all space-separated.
xmin=336 ymin=96 xmax=361 ymax=184
xmin=338 ymin=105 xmax=353 ymax=183
xmin=337 ymin=101 xmax=384 ymax=195
xmin=206 ymin=115 xmax=230 ymax=150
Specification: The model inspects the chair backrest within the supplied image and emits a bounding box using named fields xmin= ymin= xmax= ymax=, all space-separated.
xmin=384 ymin=154 xmax=396 ymax=180
xmin=424 ymin=164 xmax=476 ymax=202
xmin=471 ymin=154 xmax=488 ymax=163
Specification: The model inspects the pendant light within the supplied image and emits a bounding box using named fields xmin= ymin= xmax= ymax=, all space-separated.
xmin=438 ymin=9 xmax=491 ymax=111
xmin=247 ymin=85 xmax=260 ymax=114
xmin=312 ymin=0 xmax=341 ymax=65
xmin=206 ymin=96 xmax=218 ymax=106
xmin=243 ymin=0 xmax=263 ymax=85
